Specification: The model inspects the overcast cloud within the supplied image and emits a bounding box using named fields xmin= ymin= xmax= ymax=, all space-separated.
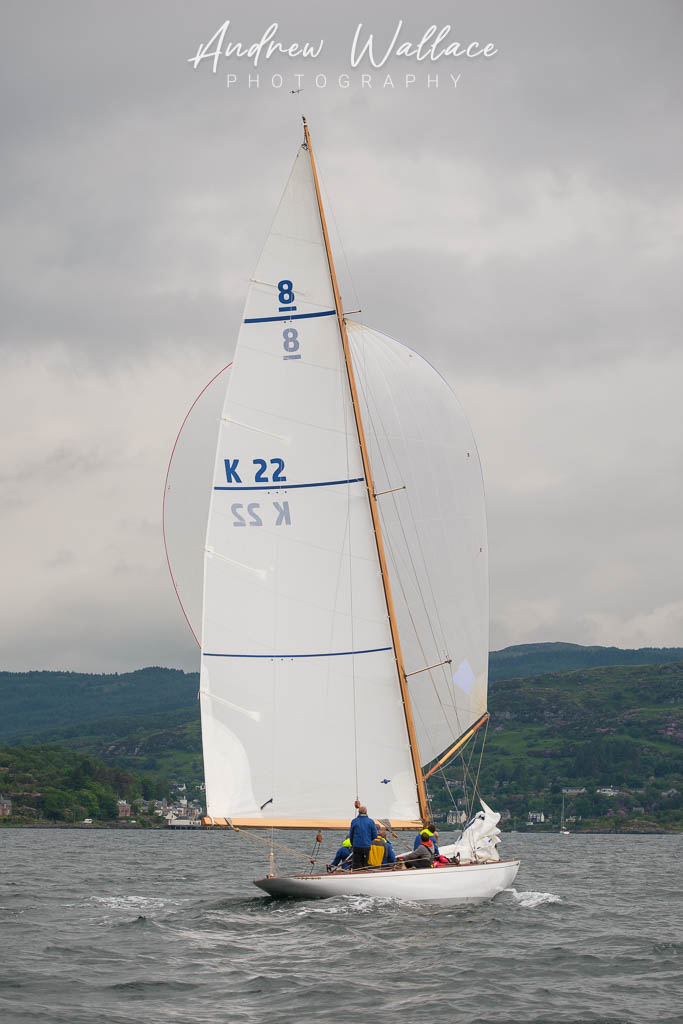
xmin=1 ymin=1 xmax=682 ymax=672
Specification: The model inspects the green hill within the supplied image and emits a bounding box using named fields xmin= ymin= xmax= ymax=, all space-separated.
xmin=428 ymin=661 xmax=683 ymax=831
xmin=5 ymin=643 xmax=683 ymax=745
xmin=0 ymin=745 xmax=169 ymax=824
xmin=489 ymin=642 xmax=683 ymax=682
xmin=0 ymin=667 xmax=197 ymax=743
xmin=1 ymin=646 xmax=681 ymax=831
xmin=18 ymin=706 xmax=205 ymax=788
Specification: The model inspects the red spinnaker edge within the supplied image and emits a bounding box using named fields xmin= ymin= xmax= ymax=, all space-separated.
xmin=162 ymin=363 xmax=233 ymax=647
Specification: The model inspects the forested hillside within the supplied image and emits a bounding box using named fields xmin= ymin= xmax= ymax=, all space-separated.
xmin=1 ymin=646 xmax=681 ymax=831
xmin=6 ymin=643 xmax=682 ymax=741
xmin=0 ymin=745 xmax=169 ymax=824
xmin=428 ymin=661 xmax=682 ymax=831
xmin=0 ymin=667 xmax=197 ymax=742
xmin=489 ymin=642 xmax=683 ymax=682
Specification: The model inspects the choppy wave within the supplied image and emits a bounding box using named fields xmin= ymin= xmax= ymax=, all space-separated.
xmin=506 ymin=886 xmax=563 ymax=908
xmin=89 ymin=894 xmax=176 ymax=912
xmin=1 ymin=830 xmax=680 ymax=1024
xmin=108 ymin=979 xmax=200 ymax=993
xmin=280 ymin=894 xmax=418 ymax=917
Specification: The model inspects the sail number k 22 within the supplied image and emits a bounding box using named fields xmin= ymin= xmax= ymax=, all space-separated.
xmin=278 ymin=280 xmax=301 ymax=361
xmin=224 ymin=457 xmax=291 ymax=528
xmin=224 ymin=458 xmax=286 ymax=484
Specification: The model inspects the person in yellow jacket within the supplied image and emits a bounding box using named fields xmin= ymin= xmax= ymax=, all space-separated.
xmin=367 ymin=826 xmax=396 ymax=867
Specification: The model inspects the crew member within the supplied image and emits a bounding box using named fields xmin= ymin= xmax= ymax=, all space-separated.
xmin=328 ymin=837 xmax=352 ymax=871
xmin=413 ymin=823 xmax=439 ymax=857
xmin=397 ymin=834 xmax=435 ymax=869
xmin=349 ymin=805 xmax=378 ymax=870
xmin=367 ymin=825 xmax=396 ymax=867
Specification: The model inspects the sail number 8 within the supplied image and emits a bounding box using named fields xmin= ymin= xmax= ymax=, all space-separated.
xmin=278 ymin=280 xmax=294 ymax=305
xmin=278 ymin=279 xmax=301 ymax=362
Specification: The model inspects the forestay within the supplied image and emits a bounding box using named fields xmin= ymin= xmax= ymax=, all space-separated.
xmin=200 ymin=147 xmax=421 ymax=826
xmin=349 ymin=323 xmax=489 ymax=766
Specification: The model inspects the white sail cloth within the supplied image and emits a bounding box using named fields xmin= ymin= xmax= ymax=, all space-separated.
xmin=200 ymin=147 xmax=419 ymax=824
xmin=349 ymin=323 xmax=489 ymax=766
xmin=163 ymin=365 xmax=231 ymax=643
xmin=165 ymin=327 xmax=491 ymax=774
xmin=172 ymin=142 xmax=492 ymax=827
xmin=439 ymin=800 xmax=502 ymax=863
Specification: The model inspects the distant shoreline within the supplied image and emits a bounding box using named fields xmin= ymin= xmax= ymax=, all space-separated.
xmin=1 ymin=823 xmax=681 ymax=836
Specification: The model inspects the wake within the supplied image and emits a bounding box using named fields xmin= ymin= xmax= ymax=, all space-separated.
xmin=505 ymin=887 xmax=562 ymax=908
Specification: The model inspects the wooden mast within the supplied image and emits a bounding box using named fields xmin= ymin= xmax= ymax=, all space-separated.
xmin=302 ymin=117 xmax=430 ymax=823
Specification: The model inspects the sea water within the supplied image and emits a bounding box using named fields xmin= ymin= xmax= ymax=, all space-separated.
xmin=0 ymin=829 xmax=681 ymax=1023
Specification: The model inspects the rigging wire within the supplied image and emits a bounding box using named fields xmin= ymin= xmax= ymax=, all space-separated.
xmin=311 ymin=140 xmax=464 ymax=823
xmin=230 ymin=826 xmax=324 ymax=870
xmin=313 ymin=135 xmax=364 ymax=804
xmin=350 ymin=327 xmax=494 ymax=824
xmin=308 ymin=832 xmax=324 ymax=873
xmin=328 ymin=499 xmax=358 ymax=797
xmin=461 ymin=734 xmax=478 ymax=810
xmin=315 ymin=162 xmax=363 ymax=328
xmin=468 ymin=717 xmax=489 ymax=820
xmin=351 ymin=333 xmax=466 ymax=745
xmin=349 ymin=338 xmax=443 ymax=803
xmin=340 ymin=299 xmax=360 ymax=802
xmin=365 ymin=333 xmax=465 ymax=725
xmin=432 ymin=729 xmax=480 ymax=821
xmin=350 ymin=329 xmax=489 ymax=826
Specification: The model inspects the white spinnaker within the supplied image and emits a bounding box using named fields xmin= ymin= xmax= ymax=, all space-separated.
xmin=349 ymin=322 xmax=489 ymax=766
xmin=201 ymin=147 xmax=419 ymax=823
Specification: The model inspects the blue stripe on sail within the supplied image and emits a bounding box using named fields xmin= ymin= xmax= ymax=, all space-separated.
xmin=203 ymin=646 xmax=392 ymax=660
xmin=214 ymin=477 xmax=363 ymax=491
xmin=244 ymin=310 xmax=336 ymax=324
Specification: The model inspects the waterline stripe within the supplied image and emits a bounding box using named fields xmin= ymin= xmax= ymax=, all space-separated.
xmin=214 ymin=476 xmax=363 ymax=491
xmin=244 ymin=310 xmax=336 ymax=324
xmin=203 ymin=646 xmax=392 ymax=660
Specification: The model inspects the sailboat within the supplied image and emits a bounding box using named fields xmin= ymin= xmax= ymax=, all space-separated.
xmin=184 ymin=119 xmax=519 ymax=902
xmin=559 ymin=794 xmax=571 ymax=834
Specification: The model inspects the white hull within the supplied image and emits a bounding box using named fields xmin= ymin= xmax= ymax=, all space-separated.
xmin=254 ymin=858 xmax=520 ymax=903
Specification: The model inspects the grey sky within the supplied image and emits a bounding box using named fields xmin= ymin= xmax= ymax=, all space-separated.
xmin=2 ymin=1 xmax=682 ymax=671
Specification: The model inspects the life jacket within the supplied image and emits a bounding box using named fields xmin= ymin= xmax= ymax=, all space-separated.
xmin=414 ymin=828 xmax=438 ymax=854
xmin=368 ymin=835 xmax=388 ymax=866
xmin=421 ymin=839 xmax=435 ymax=860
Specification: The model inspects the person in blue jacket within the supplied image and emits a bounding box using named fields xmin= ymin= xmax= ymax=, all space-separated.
xmin=413 ymin=824 xmax=439 ymax=856
xmin=349 ymin=805 xmax=378 ymax=869
xmin=328 ymin=837 xmax=352 ymax=871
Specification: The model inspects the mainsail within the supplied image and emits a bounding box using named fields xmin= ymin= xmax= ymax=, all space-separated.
xmin=195 ymin=132 xmax=489 ymax=829
xmin=200 ymin=145 xmax=421 ymax=826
